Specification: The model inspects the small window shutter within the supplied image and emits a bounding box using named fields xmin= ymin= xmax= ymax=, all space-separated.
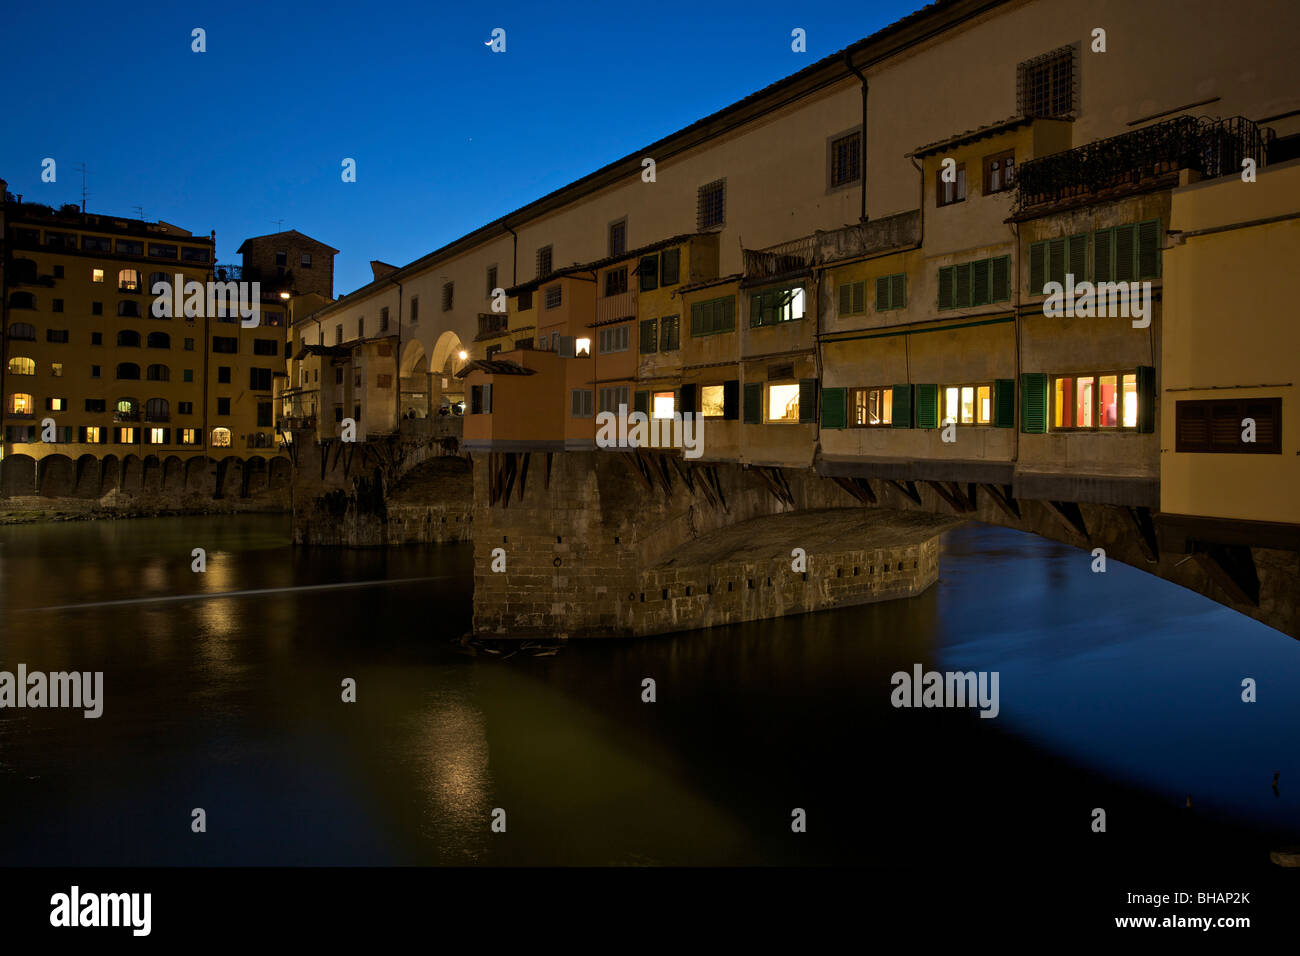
xmin=821 ymin=387 xmax=847 ymax=429
xmin=1136 ymin=365 xmax=1156 ymax=433
xmin=1115 ymin=225 xmax=1136 ymax=283
xmin=640 ymin=319 xmax=657 ymax=354
xmin=891 ymin=274 xmax=905 ymax=309
xmin=891 ymin=384 xmax=913 ymax=428
xmin=1020 ymin=372 xmax=1048 ymax=433
xmin=743 ymin=383 xmax=762 ymax=424
xmin=680 ymin=383 xmax=697 ymax=415
xmin=1093 ymin=228 xmax=1113 ymax=283
xmin=1029 ymin=242 xmax=1046 ymax=294
xmin=798 ymin=379 xmax=817 ymax=424
xmin=634 ymin=390 xmax=649 ymax=416
xmin=570 ymin=389 xmax=581 ymax=416
xmin=938 ymin=267 xmax=954 ymax=309
xmin=991 ymin=256 xmax=1010 ymax=302
xmin=1067 ymin=233 xmax=1089 ymax=283
xmin=972 ymin=259 xmax=990 ymax=305
xmin=852 ymin=281 xmax=865 ymax=314
xmin=1137 ymin=220 xmax=1161 ymax=278
xmin=875 ymin=276 xmax=890 ymax=310
xmin=722 ymin=380 xmax=739 ymax=420
xmin=993 ymin=378 xmax=1015 ymax=428
xmin=955 ymin=263 xmax=972 ymax=308
xmin=483 ymin=383 xmax=493 ymax=414
xmin=1047 ymin=238 xmax=1066 ymax=287
xmin=915 ymin=384 xmax=939 ymax=428
xmin=838 ymin=283 xmax=851 ymax=315
xmin=558 ymin=336 xmax=575 ymax=358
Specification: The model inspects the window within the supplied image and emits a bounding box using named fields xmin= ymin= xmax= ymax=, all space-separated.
xmin=660 ymin=248 xmax=681 ymax=286
xmin=598 ymin=325 xmax=630 ymax=353
xmin=258 ymin=402 xmax=273 ymax=427
xmin=148 ymin=243 xmax=177 ymax=259
xmin=410 ymin=296 xmax=419 ymax=323
xmin=145 ymin=398 xmax=170 ymax=421
xmin=659 ymin=315 xmax=680 ymax=351
xmin=937 ymin=163 xmax=966 ymax=206
xmin=380 ymin=307 xmax=390 ymax=331
xmin=609 ymin=220 xmax=627 ymax=257
xmin=335 ymin=367 xmax=343 ymax=384
xmin=266 ymin=311 xmax=284 ymax=328
xmin=575 ymin=337 xmax=591 ymax=357
xmin=518 ymin=290 xmax=533 ymax=311
xmin=8 ymin=323 xmax=35 ymax=341
xmin=46 ymin=397 xmax=67 ymax=411
xmin=85 ymin=399 xmax=107 ymax=413
xmin=604 ymin=267 xmax=628 ymax=297
xmin=570 ymin=388 xmax=594 ymax=418
xmin=180 ymin=428 xmax=199 ymax=445
xmin=53 ymin=298 xmax=64 ymax=313
xmin=178 ymin=402 xmax=193 ymax=415
xmin=484 ymin=265 xmax=498 ymax=298
xmin=148 ymin=272 xmax=169 ymax=293
xmin=1027 ymin=234 xmax=1090 ymax=293
xmin=8 ymin=357 xmax=35 ymax=376
xmin=184 ymin=337 xmax=195 ymax=350
xmin=92 ymin=269 xmax=104 ymax=283
xmin=640 ymin=318 xmax=658 ymax=354
xmin=91 ymin=365 xmax=101 ymax=378
xmin=275 ymin=251 xmax=287 ymax=266
xmin=8 ymin=393 xmax=33 ymax=415
xmin=442 ymin=281 xmax=454 ymax=312
xmin=766 ymin=383 xmax=801 ymax=423
xmin=697 ymin=179 xmax=725 ymax=229
xmin=1050 ymin=372 xmax=1140 ymax=430
xmin=217 ymin=398 xmax=231 ymax=416
xmin=690 ymin=296 xmax=734 ymax=336
xmin=92 ymin=302 xmax=103 ymax=315
xmin=83 ymin=427 xmax=102 ymax=444
xmin=598 ymin=386 xmax=630 ymax=414
xmin=875 ymin=274 xmax=906 ymax=311
xmin=253 ymin=338 xmax=277 ymax=356
xmin=470 ymin=384 xmax=493 ymax=415
xmin=830 ymin=131 xmax=861 ymax=188
xmin=116 ymin=240 xmax=143 ymax=256
xmin=838 ymin=281 xmax=866 ymax=316
xmin=1092 ymin=220 xmax=1162 ymax=284
xmin=116 ymin=362 xmax=140 ymax=380
xmin=301 ymin=253 xmax=312 ymax=268
xmin=218 ymin=367 xmax=232 ymax=384
xmin=377 ymin=374 xmax=392 ymax=388
xmin=147 ymin=332 xmax=170 ymax=348
xmin=941 ymin=383 xmax=994 ymax=425
xmin=118 ymin=269 xmax=141 ymax=292
xmin=115 ymin=329 xmax=141 ymax=348
xmin=92 ymin=332 xmax=103 ymax=345
xmin=116 ymin=427 xmax=136 ymax=444
xmin=181 ymin=247 xmax=209 ymax=264
xmin=357 ymin=317 xmax=365 ymax=339
xmin=639 ymin=255 xmax=659 ymax=292
xmin=46 ymin=328 xmax=69 ymax=343
xmin=984 ymin=150 xmax=1016 ymax=194
xmin=8 ymin=291 xmax=35 ymax=310
xmin=147 ymin=364 xmax=170 ymax=382
xmin=115 ymin=398 xmax=138 ymax=421
xmin=335 ymin=326 xmax=343 ymax=345
xmin=118 ymin=301 xmax=141 ymax=317
xmin=652 ymin=391 xmax=675 ymax=420
xmin=536 ymin=245 xmax=553 ymax=279
xmin=1175 ymin=398 xmax=1281 ymax=454
xmin=750 ymin=286 xmax=805 ymax=327
xmin=212 ymin=427 xmax=231 ymax=446
xmin=701 ymin=385 xmax=726 ymax=418
xmin=83 ymin=236 xmax=111 ymax=253
xmin=53 ymin=265 xmax=64 ymax=278
xmin=51 ymin=363 xmax=64 ymax=378
xmin=850 ymin=387 xmax=894 ymax=426
xmin=544 ymin=285 xmax=562 ymax=310
xmin=1018 ymin=46 xmax=1075 ymax=119
xmin=938 ymin=256 xmax=1011 ymax=310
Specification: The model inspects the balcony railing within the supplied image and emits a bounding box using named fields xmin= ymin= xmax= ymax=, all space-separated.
xmin=476 ymin=312 xmax=509 ymax=340
xmin=595 ymin=289 xmax=637 ymax=324
xmin=1015 ymin=115 xmax=1273 ymax=212
xmin=743 ymin=235 xmax=816 ymax=282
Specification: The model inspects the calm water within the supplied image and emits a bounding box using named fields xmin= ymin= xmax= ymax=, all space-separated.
xmin=0 ymin=515 xmax=1297 ymax=868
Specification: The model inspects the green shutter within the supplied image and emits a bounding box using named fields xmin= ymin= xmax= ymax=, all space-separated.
xmin=938 ymin=266 xmax=953 ymax=310
xmin=891 ymin=274 xmax=905 ymax=309
xmin=1115 ymin=224 xmax=1136 ymax=283
xmin=1137 ymin=219 xmax=1161 ymax=278
xmin=690 ymin=302 xmax=703 ymax=336
xmin=852 ymin=281 xmax=865 ymax=314
xmin=1048 ymin=237 xmax=1066 ymax=287
xmin=915 ymin=384 xmax=939 ymax=429
xmin=722 ymin=296 xmax=735 ymax=331
xmin=972 ymin=259 xmax=990 ymax=305
xmin=639 ymin=318 xmax=658 ymax=354
xmin=798 ymin=379 xmax=817 ymax=424
xmin=743 ymin=382 xmax=762 ymax=424
xmin=1067 ymin=233 xmax=1089 ymax=283
xmin=955 ymin=263 xmax=972 ymax=308
xmin=891 ymin=384 xmax=913 ymax=428
xmin=1029 ymin=241 xmax=1046 ymax=294
xmin=838 ymin=283 xmax=852 ymax=315
xmin=634 ymin=390 xmax=649 ymax=416
xmin=680 ymin=383 xmax=697 ymax=415
xmin=993 ymin=378 xmax=1015 ymax=428
xmin=1020 ymin=372 xmax=1048 ymax=434
xmin=1093 ymin=228 xmax=1113 ymax=283
xmin=991 ymin=256 xmax=1010 ymax=302
xmin=1136 ymin=365 xmax=1156 ymax=433
xmin=821 ymin=387 xmax=847 ymax=429
xmin=723 ymin=379 xmax=739 ymax=420
xmin=875 ymin=276 xmax=890 ymax=310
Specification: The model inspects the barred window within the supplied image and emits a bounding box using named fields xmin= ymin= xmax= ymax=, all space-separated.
xmin=697 ymin=179 xmax=725 ymax=230
xmin=1018 ymin=46 xmax=1075 ymax=119
xmin=830 ymin=132 xmax=861 ymax=188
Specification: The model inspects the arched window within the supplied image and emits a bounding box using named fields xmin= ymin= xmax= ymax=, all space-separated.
xmin=147 ymin=331 xmax=170 ymax=349
xmin=211 ymin=427 xmax=232 ymax=447
xmin=148 ymin=271 xmax=170 ymax=293
xmin=7 ymin=357 xmax=36 ymax=376
xmin=145 ymin=398 xmax=170 ymax=421
xmin=8 ymin=393 xmax=34 ymax=415
xmin=146 ymin=364 xmax=170 ymax=382
xmin=7 ymin=323 xmax=36 ymax=341
xmin=118 ymin=300 xmax=141 ymax=317
xmin=116 ymin=362 xmax=141 ymax=380
xmin=7 ymin=291 xmax=36 ymax=309
xmin=115 ymin=398 xmax=139 ymax=421
xmin=117 ymin=330 xmax=141 ymax=347
xmin=118 ymin=269 xmax=141 ymax=292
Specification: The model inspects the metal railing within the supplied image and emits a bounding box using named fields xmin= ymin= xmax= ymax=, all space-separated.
xmin=743 ymin=235 xmax=817 ymax=282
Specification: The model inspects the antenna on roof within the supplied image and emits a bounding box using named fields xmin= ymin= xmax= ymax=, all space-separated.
xmin=133 ymin=205 xmax=145 ymax=221
xmin=75 ymin=162 xmax=88 ymax=213
xmin=273 ymin=218 xmax=285 ymax=232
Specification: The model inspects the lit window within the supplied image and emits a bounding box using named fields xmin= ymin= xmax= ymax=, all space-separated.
xmin=1050 ymin=372 xmax=1140 ymax=431
xmin=8 ymin=357 xmax=35 ymax=375
xmin=942 ymin=383 xmax=993 ymax=425
xmin=850 ymin=387 xmax=893 ymax=426
xmin=149 ymin=428 xmax=166 ymax=444
xmin=766 ymin=383 xmax=800 ymax=423
xmin=1098 ymin=374 xmax=1119 ymax=428
xmin=575 ymin=337 xmax=591 ymax=357
xmin=118 ymin=269 xmax=141 ymax=292
xmin=701 ymin=385 xmax=725 ymax=418
xmin=978 ymin=385 xmax=992 ymax=424
xmin=1122 ymin=374 xmax=1138 ymax=428
xmin=49 ymin=397 xmax=66 ymax=411
xmin=118 ymin=427 xmax=136 ymax=444
xmin=652 ymin=391 xmax=675 ymax=420
xmin=211 ymin=427 xmax=231 ymax=447
xmin=92 ymin=269 xmax=104 ymax=283
xmin=181 ymin=428 xmax=198 ymax=445
xmin=85 ymin=427 xmax=101 ymax=443
xmin=1076 ymin=376 xmax=1095 ymax=428
xmin=52 ymin=363 xmax=64 ymax=378
xmin=9 ymin=393 xmax=33 ymax=415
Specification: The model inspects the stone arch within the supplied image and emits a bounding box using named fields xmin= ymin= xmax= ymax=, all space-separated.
xmin=99 ymin=455 xmax=121 ymax=496
xmin=185 ymin=456 xmax=210 ymax=493
xmin=428 ymin=330 xmax=467 ymax=415
xmin=244 ymin=456 xmax=268 ymax=497
xmin=37 ymin=454 xmax=75 ymax=497
xmin=141 ymin=455 xmax=163 ymax=494
xmin=163 ymin=455 xmax=185 ymax=491
xmin=399 ymin=338 xmax=433 ymax=419
xmin=1 ymin=454 xmax=36 ymax=497
xmin=217 ymin=456 xmax=244 ymax=499
xmin=268 ymin=456 xmax=292 ymax=489
xmin=122 ymin=454 xmax=143 ymax=492
xmin=74 ymin=454 xmax=101 ymax=498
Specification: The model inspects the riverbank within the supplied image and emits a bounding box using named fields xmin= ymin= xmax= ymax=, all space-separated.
xmin=0 ymin=499 xmax=288 ymax=525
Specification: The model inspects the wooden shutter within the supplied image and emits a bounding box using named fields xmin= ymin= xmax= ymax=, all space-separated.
xmin=876 ymin=276 xmax=890 ymax=310
xmin=722 ymin=380 xmax=739 ymax=420
xmin=640 ymin=319 xmax=657 ymax=354
xmin=558 ymin=336 xmax=575 ymax=358
xmin=679 ymin=383 xmax=697 ymax=415
xmin=1020 ymin=372 xmax=1048 ymax=433
xmin=1175 ymin=401 xmax=1209 ymax=450
xmin=972 ymin=259 xmax=990 ymax=305
xmin=954 ymin=263 xmax=972 ymax=308
xmin=743 ymin=383 xmax=762 ymax=424
xmin=634 ymin=390 xmax=649 ymax=416
xmin=915 ymin=384 xmax=939 ymax=428
xmin=1047 ymin=237 xmax=1066 ymax=287
xmin=483 ymin=384 xmax=493 ymax=414
xmin=799 ymin=379 xmax=817 ymax=423
xmin=1137 ymin=220 xmax=1161 ymax=278
xmin=1115 ymin=225 xmax=1136 ymax=282
xmin=891 ymin=384 xmax=913 ymax=428
xmin=991 ymin=256 xmax=1010 ymax=302
xmin=1029 ymin=242 xmax=1046 ymax=294
xmin=1136 ymin=365 xmax=1156 ymax=433
xmin=890 ymin=274 xmax=905 ymax=309
xmin=821 ymin=387 xmax=847 ymax=429
xmin=938 ymin=266 xmax=954 ymax=309
xmin=993 ymin=378 xmax=1015 ymax=428
xmin=690 ymin=302 xmax=703 ymax=336
xmin=1093 ymin=228 xmax=1113 ymax=283
xmin=1067 ymin=233 xmax=1089 ymax=283
xmin=852 ymin=281 xmax=865 ymax=314
xmin=838 ymin=283 xmax=852 ymax=315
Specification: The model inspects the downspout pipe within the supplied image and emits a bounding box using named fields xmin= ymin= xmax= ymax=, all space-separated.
xmin=504 ymin=222 xmax=518 ymax=287
xmin=844 ymin=52 xmax=869 ymax=224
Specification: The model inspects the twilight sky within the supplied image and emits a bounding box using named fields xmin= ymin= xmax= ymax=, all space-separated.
xmin=1 ymin=0 xmax=916 ymax=296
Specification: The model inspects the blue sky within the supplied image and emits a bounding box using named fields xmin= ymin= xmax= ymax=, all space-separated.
xmin=1 ymin=0 xmax=919 ymax=295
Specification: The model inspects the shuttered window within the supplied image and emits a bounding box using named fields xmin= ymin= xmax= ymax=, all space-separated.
xmin=1048 ymin=369 xmax=1149 ymax=431
xmin=1028 ymin=234 xmax=1089 ymax=293
xmin=891 ymin=385 xmax=913 ymax=428
xmin=1021 ymin=372 xmax=1048 ymax=433
xmin=690 ymin=296 xmax=735 ymax=336
xmin=993 ymin=378 xmax=1015 ymax=428
xmin=743 ymin=382 xmax=762 ymax=424
xmin=938 ymin=256 xmax=1012 ymax=310
xmin=570 ymin=388 xmax=594 ymax=418
xmin=750 ymin=286 xmax=806 ymax=327
xmin=639 ymin=318 xmax=658 ymax=354
xmin=1093 ymin=220 xmax=1162 ymax=283
xmin=821 ymin=387 xmax=848 ymax=428
xmin=1175 ymin=397 xmax=1280 ymax=453
xmin=660 ymin=248 xmax=681 ymax=286
xmin=598 ymin=325 xmax=630 ymax=353
xmin=915 ymin=384 xmax=939 ymax=429
xmin=659 ymin=315 xmax=680 ymax=351
xmin=838 ymin=280 xmax=866 ymax=316
xmin=722 ymin=380 xmax=739 ymax=420
xmin=875 ymin=273 xmax=906 ymax=311
xmin=798 ymin=379 xmax=817 ymax=424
